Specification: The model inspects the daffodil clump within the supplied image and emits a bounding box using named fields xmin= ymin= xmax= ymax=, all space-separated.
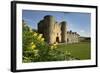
xmin=23 ymin=21 xmax=47 ymax=62
xmin=50 ymin=42 xmax=58 ymax=50
xmin=23 ymin=28 xmax=47 ymax=62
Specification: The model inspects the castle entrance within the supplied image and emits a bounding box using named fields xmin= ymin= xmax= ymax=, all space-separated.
xmin=67 ymin=38 xmax=69 ymax=43
xmin=56 ymin=37 xmax=59 ymax=43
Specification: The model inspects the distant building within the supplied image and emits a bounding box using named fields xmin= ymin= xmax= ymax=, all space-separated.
xmin=67 ymin=30 xmax=80 ymax=44
xmin=38 ymin=15 xmax=80 ymax=44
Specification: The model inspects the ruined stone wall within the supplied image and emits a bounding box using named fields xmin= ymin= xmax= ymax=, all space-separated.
xmin=67 ymin=31 xmax=80 ymax=44
xmin=38 ymin=15 xmax=80 ymax=44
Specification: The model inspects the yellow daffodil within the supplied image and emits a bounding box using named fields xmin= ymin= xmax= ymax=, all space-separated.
xmin=37 ymin=34 xmax=43 ymax=40
xmin=30 ymin=42 xmax=34 ymax=45
xmin=37 ymin=36 xmax=41 ymax=40
xmin=33 ymin=32 xmax=37 ymax=36
xmin=39 ymin=34 xmax=43 ymax=38
xmin=41 ymin=38 xmax=44 ymax=42
xmin=50 ymin=45 xmax=54 ymax=49
xmin=50 ymin=43 xmax=58 ymax=50
xmin=31 ymin=44 xmax=36 ymax=49
xmin=53 ymin=44 xmax=56 ymax=46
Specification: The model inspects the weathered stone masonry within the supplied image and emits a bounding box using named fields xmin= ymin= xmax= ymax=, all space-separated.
xmin=38 ymin=15 xmax=80 ymax=44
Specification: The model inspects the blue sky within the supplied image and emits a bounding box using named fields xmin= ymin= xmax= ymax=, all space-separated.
xmin=22 ymin=10 xmax=91 ymax=37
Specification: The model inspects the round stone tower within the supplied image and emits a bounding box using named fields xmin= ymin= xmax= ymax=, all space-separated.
xmin=44 ymin=15 xmax=55 ymax=44
xmin=38 ymin=20 xmax=44 ymax=33
xmin=61 ymin=21 xmax=67 ymax=43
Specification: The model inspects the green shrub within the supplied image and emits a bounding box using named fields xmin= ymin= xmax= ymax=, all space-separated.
xmin=22 ymin=21 xmax=77 ymax=63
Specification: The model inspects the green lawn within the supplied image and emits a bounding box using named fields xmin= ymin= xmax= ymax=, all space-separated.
xmin=57 ymin=42 xmax=91 ymax=60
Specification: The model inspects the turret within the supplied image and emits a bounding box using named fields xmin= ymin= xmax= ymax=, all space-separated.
xmin=44 ymin=15 xmax=55 ymax=44
xmin=61 ymin=21 xmax=67 ymax=43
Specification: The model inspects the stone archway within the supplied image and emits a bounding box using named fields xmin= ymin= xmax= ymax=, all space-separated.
xmin=67 ymin=38 xmax=69 ymax=43
xmin=56 ymin=37 xmax=59 ymax=43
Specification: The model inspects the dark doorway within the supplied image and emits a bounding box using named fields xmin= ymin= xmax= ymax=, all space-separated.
xmin=67 ymin=38 xmax=69 ymax=43
xmin=56 ymin=37 xmax=59 ymax=43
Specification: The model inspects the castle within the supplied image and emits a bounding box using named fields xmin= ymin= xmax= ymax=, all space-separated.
xmin=38 ymin=15 xmax=80 ymax=44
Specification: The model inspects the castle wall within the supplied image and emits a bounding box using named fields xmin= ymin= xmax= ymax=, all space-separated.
xmin=38 ymin=15 xmax=80 ymax=44
xmin=67 ymin=31 xmax=80 ymax=44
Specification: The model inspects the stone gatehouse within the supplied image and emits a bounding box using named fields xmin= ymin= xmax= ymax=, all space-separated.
xmin=38 ymin=15 xmax=80 ymax=44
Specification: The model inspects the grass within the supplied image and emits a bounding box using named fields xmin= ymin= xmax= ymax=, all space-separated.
xmin=57 ymin=42 xmax=91 ymax=60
